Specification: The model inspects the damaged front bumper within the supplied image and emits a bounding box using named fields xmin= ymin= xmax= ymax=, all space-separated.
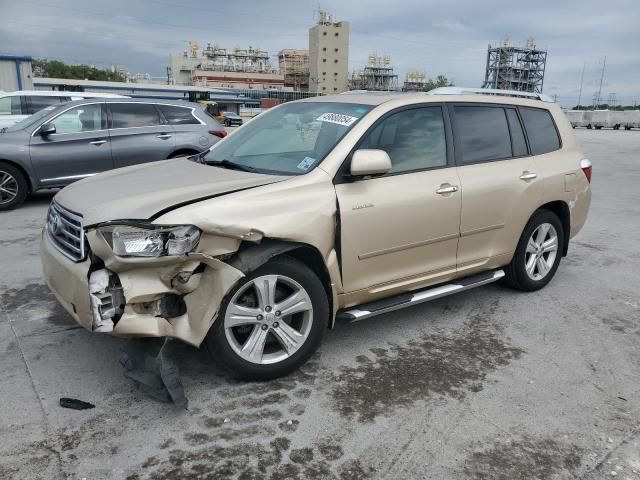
xmin=40 ymin=229 xmax=244 ymax=346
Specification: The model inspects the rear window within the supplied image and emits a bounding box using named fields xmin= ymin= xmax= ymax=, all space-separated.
xmin=27 ymin=95 xmax=68 ymax=114
xmin=519 ymin=107 xmax=561 ymax=155
xmin=453 ymin=106 xmax=512 ymax=163
xmin=158 ymin=105 xmax=199 ymax=125
xmin=110 ymin=103 xmax=162 ymax=128
xmin=0 ymin=96 xmax=22 ymax=115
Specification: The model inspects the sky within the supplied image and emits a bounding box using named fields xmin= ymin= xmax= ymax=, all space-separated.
xmin=1 ymin=0 xmax=639 ymax=106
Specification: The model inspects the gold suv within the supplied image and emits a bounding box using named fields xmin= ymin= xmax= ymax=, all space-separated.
xmin=41 ymin=88 xmax=592 ymax=380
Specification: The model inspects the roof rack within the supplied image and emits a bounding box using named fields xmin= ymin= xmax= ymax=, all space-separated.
xmin=426 ymin=87 xmax=554 ymax=103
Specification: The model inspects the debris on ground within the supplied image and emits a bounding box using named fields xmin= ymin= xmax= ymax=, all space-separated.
xmin=119 ymin=337 xmax=188 ymax=409
xmin=59 ymin=398 xmax=95 ymax=410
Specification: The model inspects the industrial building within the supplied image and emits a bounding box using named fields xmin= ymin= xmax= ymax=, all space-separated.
xmin=169 ymin=42 xmax=287 ymax=91
xmin=0 ymin=55 xmax=34 ymax=91
xmin=482 ymin=38 xmax=547 ymax=93
xmin=402 ymin=70 xmax=427 ymax=92
xmin=350 ymin=52 xmax=398 ymax=91
xmin=309 ymin=11 xmax=350 ymax=94
xmin=278 ymin=49 xmax=310 ymax=91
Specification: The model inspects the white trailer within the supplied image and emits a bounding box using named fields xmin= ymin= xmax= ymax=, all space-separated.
xmin=620 ymin=111 xmax=640 ymax=130
xmin=591 ymin=110 xmax=611 ymax=129
xmin=565 ymin=110 xmax=585 ymax=128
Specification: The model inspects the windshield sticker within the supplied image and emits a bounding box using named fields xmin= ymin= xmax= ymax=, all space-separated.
xmin=297 ymin=157 xmax=317 ymax=171
xmin=316 ymin=112 xmax=359 ymax=127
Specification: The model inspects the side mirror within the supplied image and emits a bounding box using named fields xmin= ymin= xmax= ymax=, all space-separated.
xmin=39 ymin=123 xmax=56 ymax=136
xmin=350 ymin=149 xmax=392 ymax=177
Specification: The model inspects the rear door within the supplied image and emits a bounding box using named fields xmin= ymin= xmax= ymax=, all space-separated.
xmin=108 ymin=102 xmax=175 ymax=167
xmin=30 ymin=102 xmax=114 ymax=187
xmin=451 ymin=104 xmax=543 ymax=275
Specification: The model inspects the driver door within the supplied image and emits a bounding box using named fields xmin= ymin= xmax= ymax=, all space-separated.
xmin=335 ymin=105 xmax=461 ymax=299
xmin=30 ymin=102 xmax=114 ymax=188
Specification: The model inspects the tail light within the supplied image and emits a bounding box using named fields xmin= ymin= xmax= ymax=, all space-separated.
xmin=580 ymin=158 xmax=592 ymax=183
xmin=209 ymin=130 xmax=227 ymax=139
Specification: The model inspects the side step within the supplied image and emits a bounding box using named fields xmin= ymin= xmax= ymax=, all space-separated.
xmin=335 ymin=269 xmax=505 ymax=324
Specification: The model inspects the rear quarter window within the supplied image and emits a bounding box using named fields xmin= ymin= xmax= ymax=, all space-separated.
xmin=520 ymin=107 xmax=561 ymax=155
xmin=158 ymin=105 xmax=200 ymax=125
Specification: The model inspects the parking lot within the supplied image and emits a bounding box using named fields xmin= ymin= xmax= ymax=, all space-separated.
xmin=0 ymin=129 xmax=638 ymax=479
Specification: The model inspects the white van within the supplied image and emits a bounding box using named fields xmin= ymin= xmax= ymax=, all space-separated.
xmin=0 ymin=90 xmax=127 ymax=129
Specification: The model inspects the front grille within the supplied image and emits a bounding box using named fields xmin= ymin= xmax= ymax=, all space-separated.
xmin=46 ymin=201 xmax=86 ymax=261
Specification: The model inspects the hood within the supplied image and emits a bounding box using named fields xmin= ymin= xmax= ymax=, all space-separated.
xmin=55 ymin=158 xmax=288 ymax=225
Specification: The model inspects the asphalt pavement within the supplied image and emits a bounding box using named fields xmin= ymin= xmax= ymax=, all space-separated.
xmin=0 ymin=129 xmax=639 ymax=479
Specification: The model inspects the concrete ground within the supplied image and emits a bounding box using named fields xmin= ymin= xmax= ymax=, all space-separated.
xmin=1 ymin=129 xmax=639 ymax=480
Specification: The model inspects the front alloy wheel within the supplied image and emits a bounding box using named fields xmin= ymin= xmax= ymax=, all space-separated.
xmin=206 ymin=256 xmax=328 ymax=380
xmin=0 ymin=162 xmax=28 ymax=210
xmin=224 ymin=274 xmax=314 ymax=365
xmin=0 ymin=171 xmax=19 ymax=206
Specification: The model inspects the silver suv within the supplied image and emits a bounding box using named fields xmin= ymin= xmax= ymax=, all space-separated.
xmin=0 ymin=98 xmax=226 ymax=209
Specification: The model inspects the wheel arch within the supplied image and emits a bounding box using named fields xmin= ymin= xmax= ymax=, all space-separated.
xmin=227 ymin=239 xmax=334 ymax=327
xmin=536 ymin=200 xmax=571 ymax=256
xmin=0 ymin=158 xmax=34 ymax=193
xmin=167 ymin=148 xmax=201 ymax=159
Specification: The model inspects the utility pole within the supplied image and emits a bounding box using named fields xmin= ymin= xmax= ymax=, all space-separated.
xmin=593 ymin=56 xmax=606 ymax=110
xmin=577 ymin=61 xmax=585 ymax=107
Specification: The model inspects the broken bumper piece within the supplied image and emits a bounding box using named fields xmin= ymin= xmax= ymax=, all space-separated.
xmin=89 ymin=269 xmax=124 ymax=333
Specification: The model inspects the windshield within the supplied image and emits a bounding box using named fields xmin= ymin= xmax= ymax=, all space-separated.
xmin=204 ymin=102 xmax=372 ymax=175
xmin=5 ymin=105 xmax=58 ymax=133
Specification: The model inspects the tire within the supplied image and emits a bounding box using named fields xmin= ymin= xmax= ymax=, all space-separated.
xmin=503 ymin=210 xmax=564 ymax=292
xmin=205 ymin=256 xmax=328 ymax=380
xmin=225 ymin=120 xmax=231 ymax=127
xmin=0 ymin=162 xmax=28 ymax=210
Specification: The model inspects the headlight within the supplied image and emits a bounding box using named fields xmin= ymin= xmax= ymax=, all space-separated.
xmin=99 ymin=224 xmax=201 ymax=257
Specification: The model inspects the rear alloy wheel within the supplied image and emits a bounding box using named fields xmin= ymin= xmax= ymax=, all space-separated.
xmin=206 ymin=257 xmax=327 ymax=380
xmin=524 ymin=223 xmax=559 ymax=281
xmin=504 ymin=210 xmax=564 ymax=291
xmin=0 ymin=162 xmax=28 ymax=210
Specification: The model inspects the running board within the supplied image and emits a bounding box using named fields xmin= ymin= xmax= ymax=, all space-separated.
xmin=335 ymin=269 xmax=505 ymax=324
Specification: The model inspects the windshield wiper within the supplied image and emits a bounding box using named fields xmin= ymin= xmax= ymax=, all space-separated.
xmin=188 ymin=150 xmax=208 ymax=164
xmin=206 ymin=159 xmax=256 ymax=172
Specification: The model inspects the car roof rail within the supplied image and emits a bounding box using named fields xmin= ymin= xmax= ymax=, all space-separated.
xmin=426 ymin=87 xmax=554 ymax=103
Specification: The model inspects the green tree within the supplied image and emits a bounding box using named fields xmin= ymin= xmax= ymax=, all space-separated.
xmin=33 ymin=59 xmax=125 ymax=82
xmin=423 ymin=75 xmax=455 ymax=91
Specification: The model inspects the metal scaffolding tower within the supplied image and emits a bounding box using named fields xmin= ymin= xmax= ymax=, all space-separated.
xmin=350 ymin=52 xmax=399 ymax=91
xmin=482 ymin=38 xmax=547 ymax=94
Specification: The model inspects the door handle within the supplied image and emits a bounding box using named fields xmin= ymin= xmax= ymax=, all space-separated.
xmin=519 ymin=171 xmax=538 ymax=181
xmin=436 ymin=184 xmax=459 ymax=195
xmin=156 ymin=134 xmax=172 ymax=139
xmin=89 ymin=140 xmax=107 ymax=146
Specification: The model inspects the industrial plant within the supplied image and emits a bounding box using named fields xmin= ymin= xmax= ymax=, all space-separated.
xmin=482 ymin=37 xmax=547 ymax=93
xmin=349 ymin=53 xmax=399 ymax=91
xmin=6 ymin=8 xmax=635 ymax=114
xmin=169 ymin=42 xmax=285 ymax=91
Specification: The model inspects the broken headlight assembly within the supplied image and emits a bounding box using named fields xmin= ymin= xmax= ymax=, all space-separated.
xmin=99 ymin=224 xmax=201 ymax=257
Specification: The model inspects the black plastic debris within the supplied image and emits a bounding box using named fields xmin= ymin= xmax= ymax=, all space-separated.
xmin=119 ymin=337 xmax=188 ymax=409
xmin=59 ymin=397 xmax=95 ymax=410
